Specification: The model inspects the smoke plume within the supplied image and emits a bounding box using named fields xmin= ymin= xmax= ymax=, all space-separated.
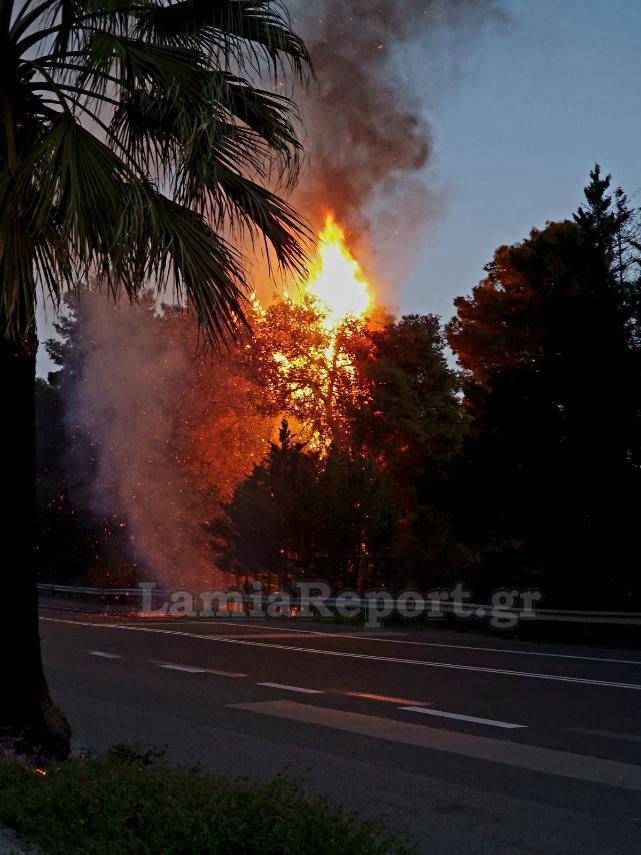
xmin=62 ymin=293 xmax=219 ymax=588
xmin=59 ymin=291 xmax=277 ymax=589
xmin=290 ymin=1 xmax=505 ymax=255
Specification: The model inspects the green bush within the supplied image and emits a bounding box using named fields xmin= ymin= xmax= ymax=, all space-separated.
xmin=0 ymin=747 xmax=415 ymax=854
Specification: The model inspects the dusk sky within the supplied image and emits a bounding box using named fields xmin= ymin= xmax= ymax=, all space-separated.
xmin=404 ymin=0 xmax=641 ymax=320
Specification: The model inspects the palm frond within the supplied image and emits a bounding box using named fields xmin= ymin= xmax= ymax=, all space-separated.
xmin=137 ymin=0 xmax=310 ymax=78
xmin=126 ymin=186 xmax=251 ymax=343
xmin=1 ymin=0 xmax=311 ymax=343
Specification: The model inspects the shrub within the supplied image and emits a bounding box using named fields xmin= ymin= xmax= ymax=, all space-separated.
xmin=0 ymin=746 xmax=415 ymax=854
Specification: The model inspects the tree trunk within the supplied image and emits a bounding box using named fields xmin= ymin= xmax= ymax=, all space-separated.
xmin=0 ymin=317 xmax=71 ymax=759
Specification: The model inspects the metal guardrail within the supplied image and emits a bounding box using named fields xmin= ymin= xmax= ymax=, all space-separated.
xmin=39 ymin=584 xmax=145 ymax=596
xmin=37 ymin=584 xmax=641 ymax=626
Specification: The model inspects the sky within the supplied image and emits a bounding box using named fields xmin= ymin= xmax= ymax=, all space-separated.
xmin=402 ymin=0 xmax=641 ymax=321
xmin=36 ymin=0 xmax=641 ymax=375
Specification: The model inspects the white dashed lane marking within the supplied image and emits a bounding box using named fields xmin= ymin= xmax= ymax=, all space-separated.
xmin=257 ymin=682 xmax=324 ymax=695
xmin=203 ymin=668 xmax=248 ymax=678
xmin=86 ymin=651 xmax=522 ymax=727
xmin=400 ymin=705 xmax=526 ymax=729
xmin=348 ymin=692 xmax=428 ymax=705
xmin=156 ymin=663 xmax=248 ymax=677
xmin=158 ymin=663 xmax=206 ymax=673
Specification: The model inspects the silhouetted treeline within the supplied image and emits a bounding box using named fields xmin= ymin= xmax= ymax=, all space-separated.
xmin=36 ymin=166 xmax=641 ymax=607
xmin=448 ymin=166 xmax=641 ymax=607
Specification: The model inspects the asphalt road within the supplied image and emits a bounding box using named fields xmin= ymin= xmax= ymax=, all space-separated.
xmin=39 ymin=605 xmax=641 ymax=854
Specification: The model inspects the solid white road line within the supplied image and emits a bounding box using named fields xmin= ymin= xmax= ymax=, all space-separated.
xmin=210 ymin=621 xmax=641 ymax=667
xmin=87 ymin=650 xmax=121 ymax=659
xmin=42 ymin=618 xmax=641 ymax=692
xmin=257 ymin=682 xmax=323 ymax=694
xmin=400 ymin=705 xmax=526 ymax=729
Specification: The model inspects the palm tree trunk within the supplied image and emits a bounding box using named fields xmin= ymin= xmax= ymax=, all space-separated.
xmin=0 ymin=314 xmax=71 ymax=759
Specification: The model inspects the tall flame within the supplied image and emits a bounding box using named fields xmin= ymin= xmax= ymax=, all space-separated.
xmin=248 ymin=213 xmax=373 ymax=451
xmin=304 ymin=215 xmax=372 ymax=329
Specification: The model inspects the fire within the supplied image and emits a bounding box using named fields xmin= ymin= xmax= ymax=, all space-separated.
xmin=247 ymin=213 xmax=374 ymax=451
xmin=304 ymin=215 xmax=372 ymax=329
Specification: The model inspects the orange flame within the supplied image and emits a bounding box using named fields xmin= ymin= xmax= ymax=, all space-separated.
xmin=248 ymin=213 xmax=374 ymax=451
xmin=304 ymin=215 xmax=372 ymax=329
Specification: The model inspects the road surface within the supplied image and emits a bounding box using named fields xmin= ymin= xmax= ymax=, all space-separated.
xmin=39 ymin=605 xmax=641 ymax=854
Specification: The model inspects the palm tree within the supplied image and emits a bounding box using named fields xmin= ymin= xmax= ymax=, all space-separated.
xmin=0 ymin=0 xmax=310 ymax=758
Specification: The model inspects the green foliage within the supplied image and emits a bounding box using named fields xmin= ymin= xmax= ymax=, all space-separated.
xmin=0 ymin=747 xmax=414 ymax=855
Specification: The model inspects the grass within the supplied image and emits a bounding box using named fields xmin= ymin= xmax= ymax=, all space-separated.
xmin=0 ymin=746 xmax=415 ymax=855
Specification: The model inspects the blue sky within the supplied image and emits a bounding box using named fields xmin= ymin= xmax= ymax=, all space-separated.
xmin=401 ymin=0 xmax=641 ymax=321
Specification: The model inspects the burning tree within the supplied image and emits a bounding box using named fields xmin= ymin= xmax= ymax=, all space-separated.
xmin=248 ymin=296 xmax=372 ymax=450
xmin=248 ymin=216 xmax=377 ymax=450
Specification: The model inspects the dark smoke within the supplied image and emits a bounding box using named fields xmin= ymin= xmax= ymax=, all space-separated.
xmin=290 ymin=1 xmax=505 ymax=254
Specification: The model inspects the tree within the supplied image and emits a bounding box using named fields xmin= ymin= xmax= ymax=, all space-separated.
xmin=350 ymin=315 xmax=471 ymax=588
xmin=1 ymin=0 xmax=309 ymax=757
xmin=448 ymin=167 xmax=641 ymax=605
xmin=351 ymin=315 xmax=465 ymax=492
xmin=221 ymin=420 xmax=319 ymax=587
xmin=160 ymin=306 xmax=278 ymax=507
xmin=222 ymin=420 xmax=400 ymax=591
xmin=315 ymin=445 xmax=399 ymax=590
